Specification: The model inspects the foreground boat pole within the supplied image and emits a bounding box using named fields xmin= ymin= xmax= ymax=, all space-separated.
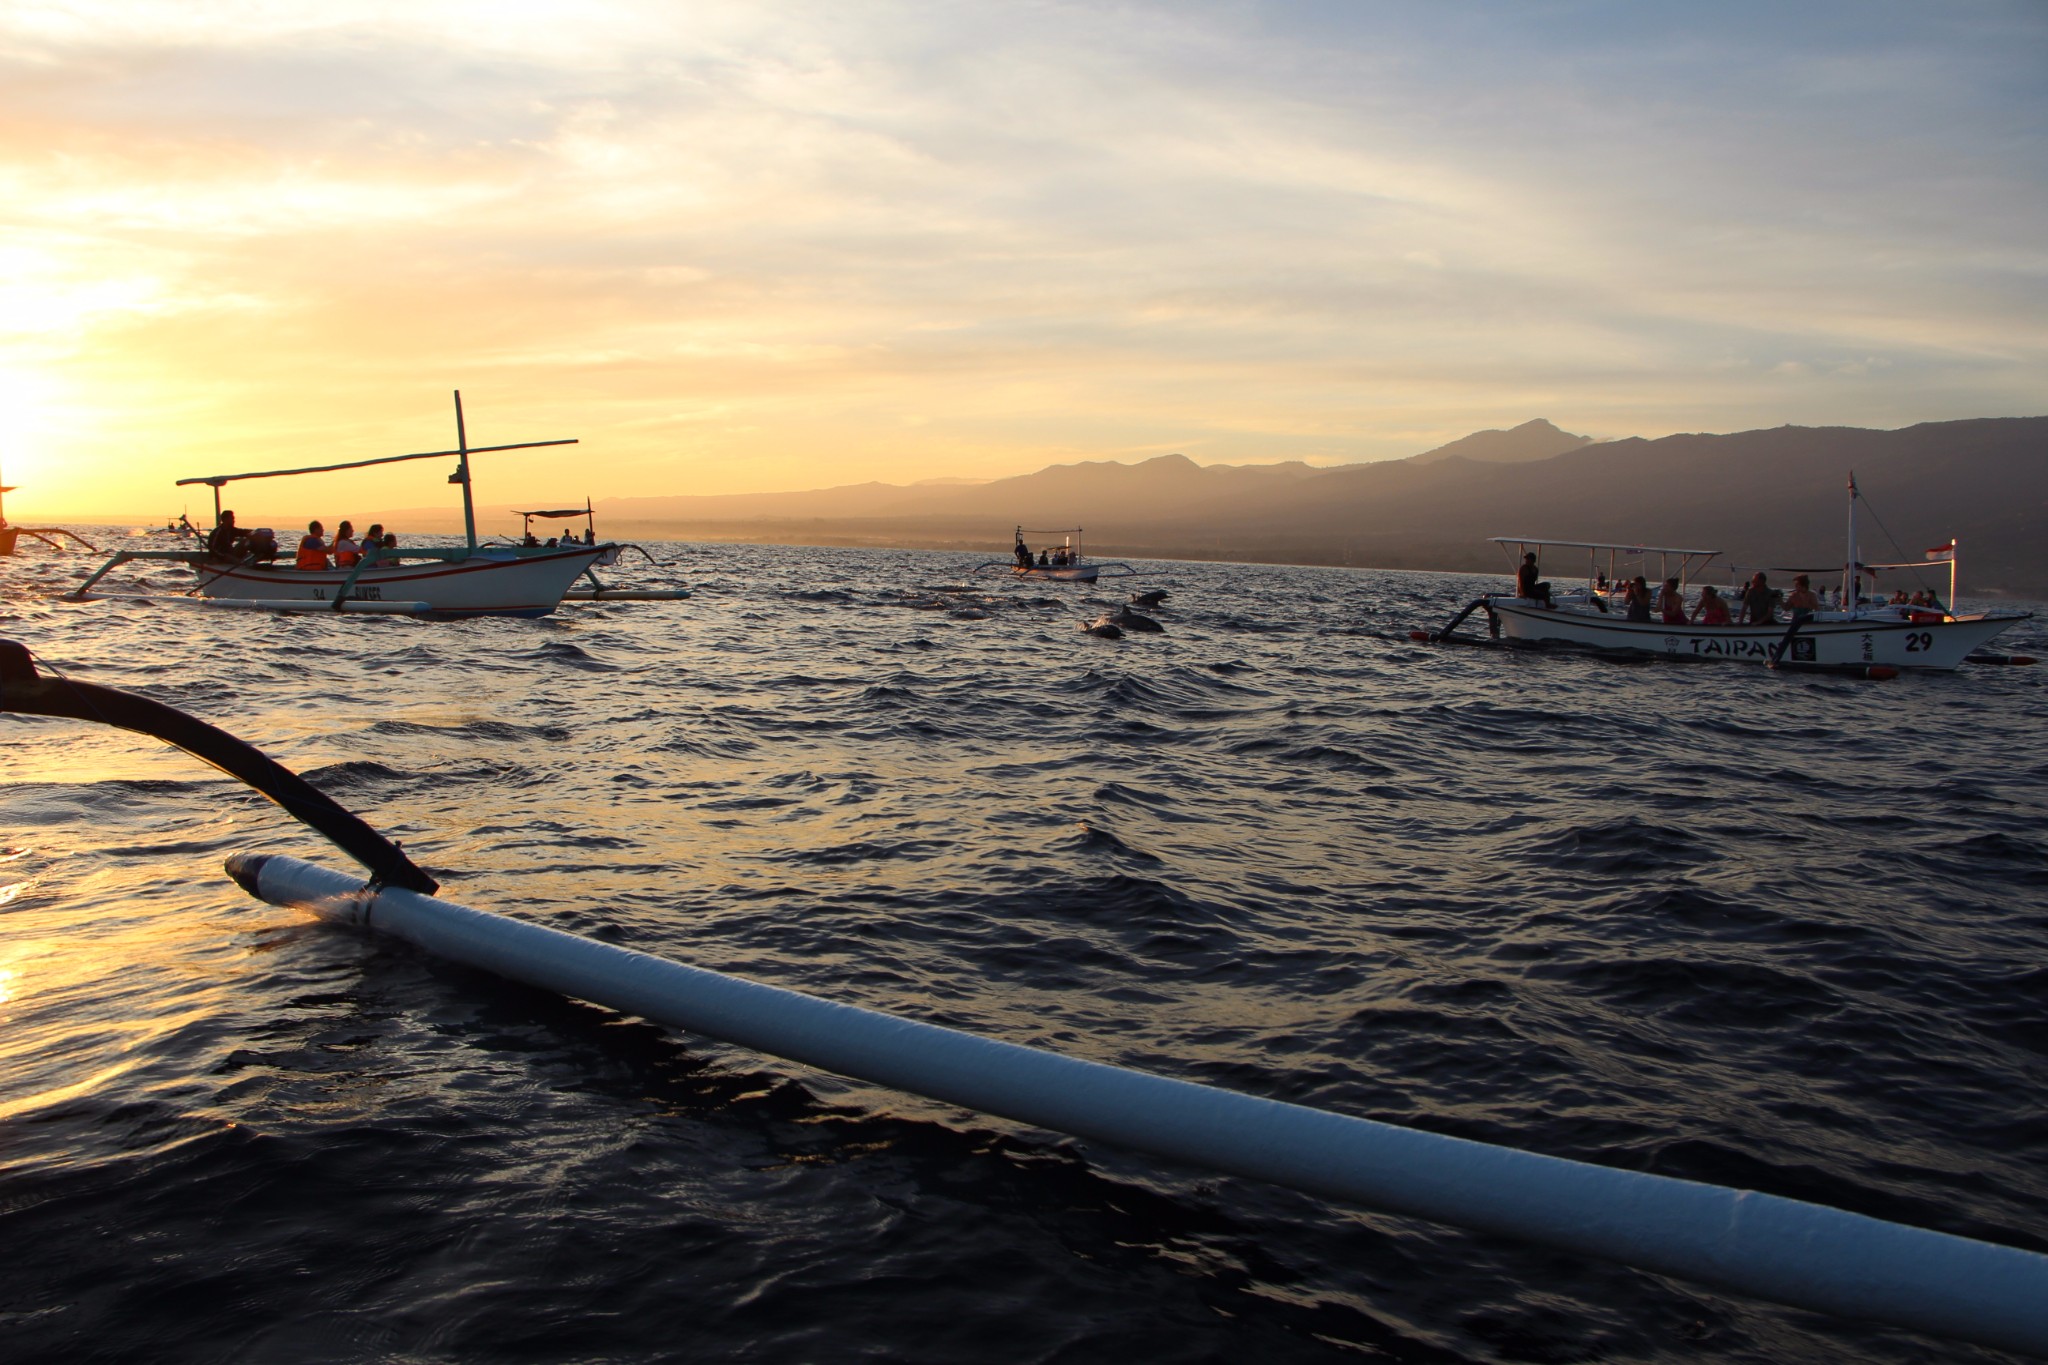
xmin=4 ymin=641 xmax=2045 ymax=1357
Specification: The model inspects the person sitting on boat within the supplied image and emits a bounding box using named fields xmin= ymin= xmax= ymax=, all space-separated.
xmin=1014 ymin=537 xmax=1034 ymax=570
xmin=359 ymin=524 xmax=384 ymax=562
xmin=1692 ymin=584 xmax=1732 ymax=625
xmin=295 ymin=520 xmax=331 ymax=571
xmin=1740 ymin=572 xmax=1780 ymax=624
xmin=1784 ymin=574 xmax=1820 ymax=618
xmin=1515 ymin=552 xmax=1553 ymax=608
xmin=332 ymin=521 xmax=361 ymax=569
xmin=1037 ymin=549 xmax=1050 ymax=567
xmin=1623 ymin=575 xmax=1653 ymax=622
xmin=1658 ymin=577 xmax=1687 ymax=625
xmin=205 ymin=510 xmax=243 ymax=560
xmin=582 ymin=528 xmax=596 ymax=545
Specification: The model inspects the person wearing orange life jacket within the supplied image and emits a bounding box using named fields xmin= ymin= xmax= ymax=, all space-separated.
xmin=295 ymin=520 xmax=331 ymax=571
xmin=332 ymin=520 xmax=361 ymax=568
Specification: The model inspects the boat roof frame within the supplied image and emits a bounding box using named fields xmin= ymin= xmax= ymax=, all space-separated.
xmin=514 ymin=501 xmax=594 ymax=521
xmin=175 ymin=438 xmax=576 ymax=489
xmin=1489 ymin=536 xmax=1722 ymax=557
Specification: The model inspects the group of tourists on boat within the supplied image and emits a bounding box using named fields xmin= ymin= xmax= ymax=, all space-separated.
xmin=522 ymin=528 xmax=598 ymax=549
xmin=1518 ymin=550 xmax=1936 ymax=629
xmin=1013 ymin=536 xmax=1074 ymax=570
xmin=204 ymin=511 xmax=401 ymax=569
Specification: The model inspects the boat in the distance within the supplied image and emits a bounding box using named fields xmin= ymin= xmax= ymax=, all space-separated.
xmin=1436 ymin=476 xmax=2031 ymax=671
xmin=509 ymin=500 xmax=615 ymax=564
xmin=72 ymin=393 xmax=623 ymax=618
xmin=973 ymin=526 xmax=1137 ymax=583
xmin=0 ymin=467 xmax=100 ymax=556
xmin=142 ymin=514 xmax=202 ymax=540
xmin=498 ymin=499 xmax=688 ymax=601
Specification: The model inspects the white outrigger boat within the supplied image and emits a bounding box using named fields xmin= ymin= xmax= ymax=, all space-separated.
xmin=1432 ymin=477 xmax=2031 ymax=672
xmin=972 ymin=526 xmax=1138 ymax=583
xmin=70 ymin=394 xmax=661 ymax=618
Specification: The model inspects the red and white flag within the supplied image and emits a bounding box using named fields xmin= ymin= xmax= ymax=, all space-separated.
xmin=1925 ymin=540 xmax=1955 ymax=561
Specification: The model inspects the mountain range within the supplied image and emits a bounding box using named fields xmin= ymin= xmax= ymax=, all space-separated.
xmin=393 ymin=416 xmax=2048 ymax=597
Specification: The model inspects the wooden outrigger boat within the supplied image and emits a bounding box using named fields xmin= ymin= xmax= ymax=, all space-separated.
xmin=70 ymin=393 xmax=649 ymax=618
xmin=1431 ymin=476 xmax=2031 ymax=672
xmin=973 ymin=526 xmax=1138 ymax=583
xmin=0 ymin=467 xmax=100 ymax=556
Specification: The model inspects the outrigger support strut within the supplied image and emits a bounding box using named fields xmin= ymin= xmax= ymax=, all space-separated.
xmin=0 ymin=640 xmax=438 ymax=893
xmin=1431 ymin=597 xmax=1500 ymax=642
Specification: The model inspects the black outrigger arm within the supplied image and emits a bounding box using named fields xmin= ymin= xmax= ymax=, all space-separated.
xmin=0 ymin=639 xmax=437 ymax=893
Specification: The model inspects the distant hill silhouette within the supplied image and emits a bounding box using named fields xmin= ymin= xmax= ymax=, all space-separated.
xmin=1406 ymin=418 xmax=1597 ymax=465
xmin=389 ymin=416 xmax=2048 ymax=597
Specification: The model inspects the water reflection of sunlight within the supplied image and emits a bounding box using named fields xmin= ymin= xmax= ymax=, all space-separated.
xmin=0 ymin=965 xmax=14 ymax=1005
xmin=0 ymin=731 xmax=204 ymax=786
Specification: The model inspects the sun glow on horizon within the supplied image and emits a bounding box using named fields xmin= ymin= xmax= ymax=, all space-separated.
xmin=1 ymin=2 xmax=2042 ymax=517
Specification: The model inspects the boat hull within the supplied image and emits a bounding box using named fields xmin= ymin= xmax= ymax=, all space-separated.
xmin=191 ymin=548 xmax=602 ymax=618
xmin=1011 ymin=565 xmax=1099 ymax=582
xmin=1490 ymin=600 xmax=2027 ymax=670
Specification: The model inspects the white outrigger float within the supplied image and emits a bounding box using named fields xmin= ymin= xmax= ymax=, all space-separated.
xmin=70 ymin=394 xmax=674 ymax=617
xmin=972 ymin=526 xmax=1138 ymax=583
xmin=1431 ymin=477 xmax=2031 ymax=673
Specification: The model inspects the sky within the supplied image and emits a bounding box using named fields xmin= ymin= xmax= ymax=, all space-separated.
xmin=3 ymin=0 xmax=2045 ymax=521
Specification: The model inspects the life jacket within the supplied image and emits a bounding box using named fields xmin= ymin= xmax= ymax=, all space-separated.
xmin=333 ymin=537 xmax=360 ymax=568
xmin=296 ymin=537 xmax=331 ymax=570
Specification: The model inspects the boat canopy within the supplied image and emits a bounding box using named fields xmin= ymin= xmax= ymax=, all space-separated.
xmin=513 ymin=507 xmax=591 ymax=520
xmin=1491 ymin=536 xmax=1724 ymax=593
xmin=1488 ymin=537 xmax=1721 ymax=557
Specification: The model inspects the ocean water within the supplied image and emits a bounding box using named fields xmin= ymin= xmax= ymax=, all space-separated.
xmin=3 ymin=537 xmax=2046 ymax=1363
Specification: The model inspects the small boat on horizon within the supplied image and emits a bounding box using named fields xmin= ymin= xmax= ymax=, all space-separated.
xmin=0 ymin=466 xmax=101 ymax=557
xmin=1435 ymin=476 xmax=2032 ymax=671
xmin=973 ymin=525 xmax=1138 ymax=583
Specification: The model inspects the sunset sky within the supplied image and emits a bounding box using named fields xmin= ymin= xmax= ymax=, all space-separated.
xmin=4 ymin=1 xmax=2044 ymax=522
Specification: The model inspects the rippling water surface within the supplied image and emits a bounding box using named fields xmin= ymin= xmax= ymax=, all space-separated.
xmin=4 ymin=538 xmax=2046 ymax=1362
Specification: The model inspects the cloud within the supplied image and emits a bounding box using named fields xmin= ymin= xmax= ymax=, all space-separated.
xmin=3 ymin=1 xmax=2045 ymax=514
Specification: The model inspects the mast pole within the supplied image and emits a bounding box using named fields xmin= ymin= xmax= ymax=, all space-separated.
xmin=453 ymin=390 xmax=477 ymax=551
xmin=1844 ymin=472 xmax=1858 ymax=612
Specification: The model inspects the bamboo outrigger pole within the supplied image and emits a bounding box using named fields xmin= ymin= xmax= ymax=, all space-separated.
xmin=176 ymin=391 xmax=575 ymax=535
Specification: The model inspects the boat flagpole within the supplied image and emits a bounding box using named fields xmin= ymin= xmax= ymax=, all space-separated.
xmin=452 ymin=390 xmax=477 ymax=552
